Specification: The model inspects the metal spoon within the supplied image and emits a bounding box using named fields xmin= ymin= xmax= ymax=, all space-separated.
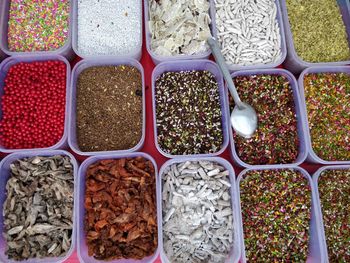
xmin=208 ymin=37 xmax=258 ymax=138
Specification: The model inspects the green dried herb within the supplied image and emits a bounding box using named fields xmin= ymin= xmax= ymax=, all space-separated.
xmin=286 ymin=0 xmax=350 ymax=62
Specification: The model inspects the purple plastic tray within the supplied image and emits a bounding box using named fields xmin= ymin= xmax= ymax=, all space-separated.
xmin=237 ymin=166 xmax=325 ymax=263
xmin=72 ymin=0 xmax=142 ymax=60
xmin=151 ymin=59 xmax=230 ymax=158
xmin=313 ymin=165 xmax=350 ymax=263
xmin=281 ymin=0 xmax=350 ymax=74
xmin=0 ymin=150 xmax=78 ymax=263
xmin=77 ymin=152 xmax=160 ymax=263
xmin=158 ymin=157 xmax=241 ymax=263
xmin=144 ymin=0 xmax=213 ymax=64
xmin=0 ymin=55 xmax=71 ymax=153
xmin=0 ymin=0 xmax=74 ymax=60
xmin=229 ymin=68 xmax=307 ymax=168
xmin=298 ymin=66 xmax=350 ymax=165
xmin=68 ymin=58 xmax=146 ymax=156
xmin=210 ymin=0 xmax=287 ymax=71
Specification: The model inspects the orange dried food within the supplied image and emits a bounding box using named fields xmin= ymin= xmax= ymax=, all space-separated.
xmin=84 ymin=157 xmax=158 ymax=261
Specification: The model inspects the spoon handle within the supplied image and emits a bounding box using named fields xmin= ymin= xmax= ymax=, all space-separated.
xmin=208 ymin=37 xmax=243 ymax=107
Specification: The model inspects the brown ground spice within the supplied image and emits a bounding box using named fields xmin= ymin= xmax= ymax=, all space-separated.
xmin=76 ymin=65 xmax=143 ymax=152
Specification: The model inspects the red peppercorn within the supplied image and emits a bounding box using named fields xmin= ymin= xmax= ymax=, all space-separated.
xmin=0 ymin=60 xmax=66 ymax=149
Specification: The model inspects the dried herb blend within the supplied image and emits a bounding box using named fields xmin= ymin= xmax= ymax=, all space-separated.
xmin=240 ymin=169 xmax=311 ymax=262
xmin=304 ymin=73 xmax=350 ymax=161
xmin=318 ymin=169 xmax=350 ymax=262
xmin=162 ymin=161 xmax=234 ymax=263
xmin=76 ymin=65 xmax=143 ymax=152
xmin=3 ymin=155 xmax=74 ymax=261
xmin=84 ymin=157 xmax=158 ymax=261
xmin=231 ymin=74 xmax=299 ymax=165
xmin=286 ymin=0 xmax=350 ymax=63
xmin=7 ymin=0 xmax=70 ymax=52
xmin=155 ymin=70 xmax=224 ymax=155
xmin=0 ymin=61 xmax=66 ymax=149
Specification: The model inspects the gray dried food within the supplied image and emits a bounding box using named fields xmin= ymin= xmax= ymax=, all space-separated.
xmin=162 ymin=161 xmax=235 ymax=263
xmin=2 ymin=155 xmax=74 ymax=261
xmin=149 ymin=0 xmax=212 ymax=56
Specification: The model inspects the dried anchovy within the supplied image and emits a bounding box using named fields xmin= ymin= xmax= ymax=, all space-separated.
xmin=318 ymin=169 xmax=350 ymax=262
xmin=231 ymin=74 xmax=299 ymax=165
xmin=84 ymin=157 xmax=158 ymax=261
xmin=304 ymin=72 xmax=350 ymax=161
xmin=162 ymin=161 xmax=234 ymax=263
xmin=156 ymin=70 xmax=223 ymax=155
xmin=3 ymin=155 xmax=74 ymax=261
xmin=240 ymin=169 xmax=311 ymax=262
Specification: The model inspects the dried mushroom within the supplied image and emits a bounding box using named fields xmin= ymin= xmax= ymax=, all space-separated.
xmin=84 ymin=157 xmax=158 ymax=261
xmin=3 ymin=155 xmax=74 ymax=261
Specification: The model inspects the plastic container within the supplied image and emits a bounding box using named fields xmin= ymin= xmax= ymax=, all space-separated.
xmin=72 ymin=0 xmax=142 ymax=60
xmin=0 ymin=0 xmax=74 ymax=60
xmin=237 ymin=166 xmax=325 ymax=263
xmin=0 ymin=55 xmax=71 ymax=153
xmin=158 ymin=157 xmax=241 ymax=263
xmin=0 ymin=150 xmax=78 ymax=263
xmin=281 ymin=0 xmax=350 ymax=74
xmin=77 ymin=152 xmax=160 ymax=263
xmin=144 ymin=0 xmax=213 ymax=64
xmin=152 ymin=59 xmax=230 ymax=158
xmin=298 ymin=66 xmax=350 ymax=165
xmin=229 ymin=68 xmax=307 ymax=168
xmin=313 ymin=165 xmax=350 ymax=263
xmin=210 ymin=0 xmax=287 ymax=71
xmin=68 ymin=58 xmax=145 ymax=156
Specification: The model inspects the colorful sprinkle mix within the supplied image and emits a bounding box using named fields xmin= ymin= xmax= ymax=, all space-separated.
xmin=304 ymin=73 xmax=350 ymax=161
xmin=155 ymin=70 xmax=223 ymax=155
xmin=7 ymin=0 xmax=70 ymax=52
xmin=240 ymin=169 xmax=311 ymax=262
xmin=318 ymin=169 xmax=350 ymax=262
xmin=231 ymin=74 xmax=299 ymax=165
xmin=286 ymin=0 xmax=350 ymax=63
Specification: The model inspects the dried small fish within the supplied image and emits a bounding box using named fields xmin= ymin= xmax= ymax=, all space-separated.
xmin=85 ymin=157 xmax=158 ymax=261
xmin=162 ymin=161 xmax=235 ymax=263
xmin=3 ymin=155 xmax=74 ymax=261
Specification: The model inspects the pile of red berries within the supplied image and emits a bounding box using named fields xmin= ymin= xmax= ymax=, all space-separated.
xmin=0 ymin=60 xmax=66 ymax=149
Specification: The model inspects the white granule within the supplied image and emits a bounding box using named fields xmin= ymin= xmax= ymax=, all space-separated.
xmin=77 ymin=0 xmax=141 ymax=56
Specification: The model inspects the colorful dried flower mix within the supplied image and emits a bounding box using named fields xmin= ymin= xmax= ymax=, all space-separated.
xmin=162 ymin=160 xmax=234 ymax=263
xmin=286 ymin=0 xmax=350 ymax=62
xmin=231 ymin=74 xmax=299 ymax=165
xmin=3 ymin=155 xmax=74 ymax=261
xmin=318 ymin=169 xmax=350 ymax=262
xmin=155 ymin=70 xmax=224 ymax=155
xmin=7 ymin=0 xmax=70 ymax=52
xmin=304 ymin=73 xmax=350 ymax=161
xmin=240 ymin=169 xmax=311 ymax=262
xmin=84 ymin=157 xmax=158 ymax=261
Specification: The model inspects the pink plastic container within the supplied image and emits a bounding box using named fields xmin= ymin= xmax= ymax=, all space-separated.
xmin=72 ymin=0 xmax=142 ymax=60
xmin=298 ymin=66 xmax=350 ymax=165
xmin=158 ymin=157 xmax=242 ymax=263
xmin=144 ymin=0 xmax=213 ymax=64
xmin=281 ymin=0 xmax=350 ymax=74
xmin=68 ymin=58 xmax=146 ymax=156
xmin=151 ymin=59 xmax=230 ymax=158
xmin=237 ymin=166 xmax=325 ymax=263
xmin=0 ymin=55 xmax=71 ymax=153
xmin=210 ymin=0 xmax=287 ymax=71
xmin=0 ymin=150 xmax=78 ymax=263
xmin=0 ymin=0 xmax=74 ymax=60
xmin=229 ymin=68 xmax=307 ymax=168
xmin=77 ymin=152 xmax=160 ymax=263
xmin=313 ymin=165 xmax=350 ymax=263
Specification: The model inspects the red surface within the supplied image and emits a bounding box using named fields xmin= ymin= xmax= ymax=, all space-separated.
xmin=0 ymin=18 xmax=323 ymax=263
